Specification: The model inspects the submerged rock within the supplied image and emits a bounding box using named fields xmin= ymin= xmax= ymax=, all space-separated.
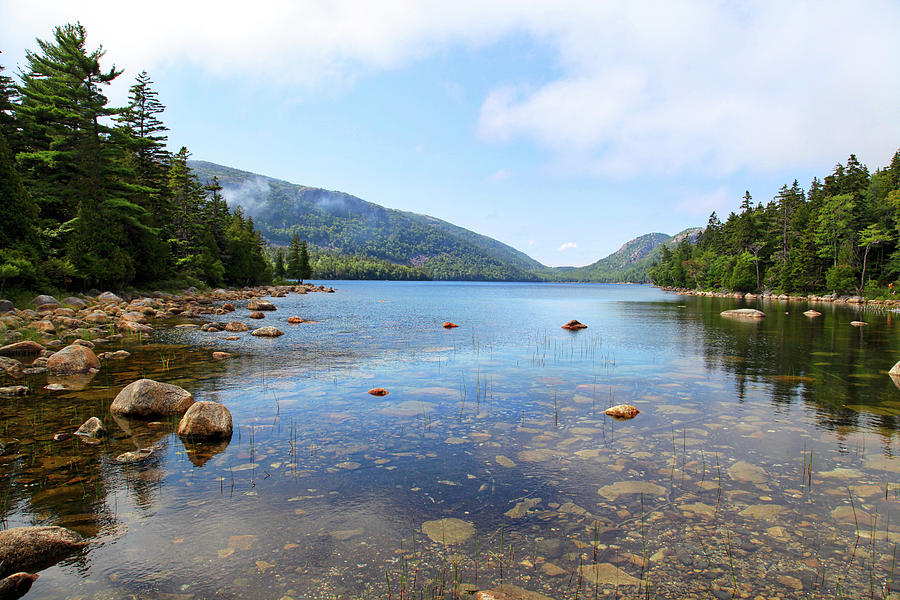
xmin=476 ymin=584 xmax=554 ymax=600
xmin=720 ymin=308 xmax=766 ymax=319
xmin=561 ymin=319 xmax=588 ymax=330
xmin=421 ymin=518 xmax=475 ymax=544
xmin=367 ymin=388 xmax=389 ymax=397
xmin=116 ymin=448 xmax=154 ymax=464
xmin=727 ymin=460 xmax=767 ymax=484
xmin=177 ymin=401 xmax=233 ymax=440
xmin=46 ymin=344 xmax=100 ymax=374
xmin=604 ymin=404 xmax=640 ymax=419
xmin=110 ymin=379 xmax=194 ymax=417
xmin=251 ymin=326 xmax=284 ymax=337
xmin=578 ymin=563 xmax=641 ymax=586
xmin=0 ymin=572 xmax=39 ymax=600
xmin=0 ymin=526 xmax=86 ymax=578
xmin=0 ymin=386 xmax=28 ymax=397
xmin=598 ymin=481 xmax=666 ymax=501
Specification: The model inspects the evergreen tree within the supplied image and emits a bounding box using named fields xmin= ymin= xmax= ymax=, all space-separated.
xmin=274 ymin=248 xmax=286 ymax=280
xmin=287 ymin=233 xmax=302 ymax=279
xmin=16 ymin=22 xmax=148 ymax=286
xmin=298 ymin=240 xmax=311 ymax=283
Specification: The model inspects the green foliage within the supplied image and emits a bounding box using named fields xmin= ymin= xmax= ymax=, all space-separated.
xmin=825 ymin=264 xmax=858 ymax=294
xmin=650 ymin=151 xmax=900 ymax=298
xmin=0 ymin=23 xmax=273 ymax=291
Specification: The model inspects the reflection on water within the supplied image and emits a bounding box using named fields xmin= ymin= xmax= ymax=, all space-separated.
xmin=2 ymin=282 xmax=900 ymax=599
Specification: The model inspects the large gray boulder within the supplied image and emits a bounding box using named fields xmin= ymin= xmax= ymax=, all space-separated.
xmin=0 ymin=299 xmax=13 ymax=313
xmin=110 ymin=379 xmax=194 ymax=417
xmin=0 ymin=526 xmax=87 ymax=578
xmin=30 ymin=295 xmax=58 ymax=308
xmin=46 ymin=344 xmax=100 ymax=374
xmin=97 ymin=291 xmax=123 ymax=303
xmin=177 ymin=401 xmax=233 ymax=439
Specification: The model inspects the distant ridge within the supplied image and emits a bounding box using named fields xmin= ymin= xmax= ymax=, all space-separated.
xmin=188 ymin=159 xmax=700 ymax=283
xmin=558 ymin=228 xmax=702 ymax=283
xmin=188 ymin=160 xmax=545 ymax=281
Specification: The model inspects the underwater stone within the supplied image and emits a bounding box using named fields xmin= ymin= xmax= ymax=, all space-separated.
xmin=578 ymin=563 xmax=640 ymax=586
xmin=421 ymin=518 xmax=475 ymax=544
xmin=727 ymin=460 xmax=767 ymax=484
xmin=598 ymin=481 xmax=666 ymax=501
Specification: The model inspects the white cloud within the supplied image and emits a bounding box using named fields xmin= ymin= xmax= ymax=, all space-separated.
xmin=3 ymin=1 xmax=898 ymax=177
xmin=489 ymin=168 xmax=514 ymax=181
xmin=557 ymin=242 xmax=577 ymax=251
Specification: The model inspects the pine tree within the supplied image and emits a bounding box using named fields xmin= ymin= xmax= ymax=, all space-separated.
xmin=274 ymin=248 xmax=286 ymax=280
xmin=117 ymin=70 xmax=169 ymax=211
xmin=298 ymin=240 xmax=311 ymax=283
xmin=16 ymin=22 xmax=148 ymax=285
xmin=287 ymin=233 xmax=302 ymax=279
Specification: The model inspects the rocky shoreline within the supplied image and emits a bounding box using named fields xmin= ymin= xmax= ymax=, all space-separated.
xmin=658 ymin=286 xmax=900 ymax=308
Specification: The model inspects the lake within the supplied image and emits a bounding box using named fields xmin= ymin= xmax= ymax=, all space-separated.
xmin=2 ymin=281 xmax=900 ymax=599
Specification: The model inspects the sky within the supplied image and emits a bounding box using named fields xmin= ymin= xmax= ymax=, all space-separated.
xmin=2 ymin=1 xmax=899 ymax=267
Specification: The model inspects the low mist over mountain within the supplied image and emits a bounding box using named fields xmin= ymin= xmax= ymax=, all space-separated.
xmin=189 ymin=160 xmax=699 ymax=282
xmin=189 ymin=161 xmax=545 ymax=281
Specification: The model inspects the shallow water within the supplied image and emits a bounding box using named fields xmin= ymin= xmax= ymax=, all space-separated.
xmin=3 ymin=282 xmax=900 ymax=599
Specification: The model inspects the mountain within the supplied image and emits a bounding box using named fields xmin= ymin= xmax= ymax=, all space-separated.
xmin=188 ymin=161 xmax=545 ymax=281
xmin=556 ymin=228 xmax=702 ymax=282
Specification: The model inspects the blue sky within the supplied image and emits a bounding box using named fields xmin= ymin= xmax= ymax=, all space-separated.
xmin=3 ymin=1 xmax=899 ymax=266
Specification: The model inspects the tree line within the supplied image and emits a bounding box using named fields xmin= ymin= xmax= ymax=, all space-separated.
xmin=649 ymin=151 xmax=900 ymax=296
xmin=0 ymin=23 xmax=273 ymax=294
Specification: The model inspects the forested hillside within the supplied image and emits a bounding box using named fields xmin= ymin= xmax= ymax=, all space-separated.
xmin=0 ymin=23 xmax=272 ymax=294
xmin=649 ymin=152 xmax=900 ymax=295
xmin=189 ymin=161 xmax=543 ymax=281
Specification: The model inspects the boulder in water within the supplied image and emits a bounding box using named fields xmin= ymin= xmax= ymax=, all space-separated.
xmin=247 ymin=299 xmax=276 ymax=311
xmin=604 ymin=404 xmax=640 ymax=419
xmin=177 ymin=401 xmax=233 ymax=440
xmin=368 ymin=388 xmax=389 ymax=397
xmin=0 ymin=341 xmax=45 ymax=356
xmin=0 ymin=572 xmax=39 ymax=600
xmin=803 ymin=310 xmax=822 ymax=317
xmin=46 ymin=344 xmax=100 ymax=374
xmin=720 ymin=308 xmax=766 ymax=319
xmin=0 ymin=526 xmax=87 ymax=578
xmin=74 ymin=417 xmax=106 ymax=438
xmin=442 ymin=322 xmax=459 ymax=329
xmin=561 ymin=319 xmax=588 ymax=330
xmin=251 ymin=326 xmax=283 ymax=337
xmin=110 ymin=379 xmax=194 ymax=417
